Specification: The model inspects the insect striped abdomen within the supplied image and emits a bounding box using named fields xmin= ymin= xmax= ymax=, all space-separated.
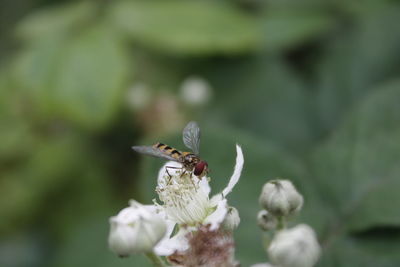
xmin=153 ymin=142 xmax=182 ymax=160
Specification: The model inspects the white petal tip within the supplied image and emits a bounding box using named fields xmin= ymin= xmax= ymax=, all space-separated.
xmin=221 ymin=144 xmax=244 ymax=197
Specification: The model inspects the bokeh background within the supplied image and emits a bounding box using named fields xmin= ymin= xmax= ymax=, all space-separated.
xmin=1 ymin=0 xmax=400 ymax=266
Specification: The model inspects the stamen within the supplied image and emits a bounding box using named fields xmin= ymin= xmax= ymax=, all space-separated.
xmin=156 ymin=166 xmax=210 ymax=225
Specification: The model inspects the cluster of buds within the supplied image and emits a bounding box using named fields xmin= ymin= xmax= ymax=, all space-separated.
xmin=254 ymin=180 xmax=321 ymax=267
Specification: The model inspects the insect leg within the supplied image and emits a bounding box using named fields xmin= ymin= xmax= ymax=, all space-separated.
xmin=187 ymin=172 xmax=197 ymax=191
xmin=165 ymin=166 xmax=184 ymax=185
xmin=164 ymin=167 xmax=173 ymax=185
xmin=179 ymin=169 xmax=186 ymax=178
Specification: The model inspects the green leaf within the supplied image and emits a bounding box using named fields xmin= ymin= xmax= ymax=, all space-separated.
xmin=312 ymin=80 xmax=400 ymax=264
xmin=206 ymin=57 xmax=316 ymax=153
xmin=0 ymin=120 xmax=35 ymax=161
xmin=15 ymin=1 xmax=95 ymax=42
xmin=12 ymin=36 xmax=63 ymax=115
xmin=0 ymin=134 xmax=90 ymax=233
xmin=109 ymin=0 xmax=262 ymax=55
xmin=316 ymin=5 xmax=400 ymax=133
xmin=13 ymin=25 xmax=130 ymax=130
xmin=0 ymin=70 xmax=13 ymax=117
xmin=347 ymin=178 xmax=400 ymax=232
xmin=53 ymin=26 xmax=129 ymax=129
xmin=313 ymin=80 xmax=400 ymax=230
xmin=50 ymin=217 xmax=151 ymax=267
xmin=320 ymin=233 xmax=400 ymax=267
xmin=261 ymin=11 xmax=334 ymax=51
xmin=0 ymin=72 xmax=34 ymax=160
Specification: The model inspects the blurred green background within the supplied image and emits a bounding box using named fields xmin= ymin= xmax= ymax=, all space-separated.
xmin=1 ymin=0 xmax=400 ymax=266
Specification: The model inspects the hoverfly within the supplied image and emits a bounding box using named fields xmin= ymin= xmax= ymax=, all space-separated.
xmin=132 ymin=121 xmax=208 ymax=178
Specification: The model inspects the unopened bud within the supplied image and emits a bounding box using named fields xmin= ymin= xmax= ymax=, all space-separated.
xmin=259 ymin=179 xmax=303 ymax=217
xmin=268 ymin=224 xmax=321 ymax=267
xmin=222 ymin=206 xmax=240 ymax=231
xmin=257 ymin=210 xmax=277 ymax=231
xmin=108 ymin=200 xmax=167 ymax=257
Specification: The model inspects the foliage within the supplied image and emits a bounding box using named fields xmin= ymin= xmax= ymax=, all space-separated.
xmin=1 ymin=0 xmax=400 ymax=266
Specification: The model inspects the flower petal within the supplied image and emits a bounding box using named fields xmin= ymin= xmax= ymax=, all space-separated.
xmin=222 ymin=144 xmax=244 ymax=197
xmin=203 ymin=198 xmax=228 ymax=231
xmin=198 ymin=174 xmax=211 ymax=196
xmin=154 ymin=227 xmax=192 ymax=256
xmin=155 ymin=206 xmax=177 ymax=239
xmin=157 ymin=161 xmax=183 ymax=184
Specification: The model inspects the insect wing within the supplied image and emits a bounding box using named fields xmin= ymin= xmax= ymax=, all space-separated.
xmin=132 ymin=146 xmax=177 ymax=161
xmin=182 ymin=121 xmax=200 ymax=155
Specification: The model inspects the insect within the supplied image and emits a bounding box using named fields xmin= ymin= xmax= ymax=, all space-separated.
xmin=132 ymin=121 xmax=209 ymax=179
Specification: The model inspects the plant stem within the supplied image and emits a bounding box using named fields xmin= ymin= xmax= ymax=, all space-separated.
xmin=145 ymin=252 xmax=167 ymax=267
xmin=276 ymin=216 xmax=286 ymax=230
xmin=262 ymin=232 xmax=272 ymax=251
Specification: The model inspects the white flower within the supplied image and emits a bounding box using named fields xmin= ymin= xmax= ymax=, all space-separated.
xmin=153 ymin=144 xmax=244 ymax=256
xmin=257 ymin=210 xmax=277 ymax=231
xmin=259 ymin=179 xmax=303 ymax=217
xmin=180 ymin=76 xmax=212 ymax=106
xmin=268 ymin=224 xmax=321 ymax=267
xmin=108 ymin=200 xmax=167 ymax=256
xmin=155 ymin=162 xmax=211 ymax=225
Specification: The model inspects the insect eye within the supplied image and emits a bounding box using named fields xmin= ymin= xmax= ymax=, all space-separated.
xmin=194 ymin=161 xmax=208 ymax=176
xmin=194 ymin=162 xmax=205 ymax=176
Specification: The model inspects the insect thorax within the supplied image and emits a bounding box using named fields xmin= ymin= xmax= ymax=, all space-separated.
xmin=182 ymin=153 xmax=200 ymax=169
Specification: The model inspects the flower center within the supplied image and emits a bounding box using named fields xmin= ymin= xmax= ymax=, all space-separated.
xmin=156 ymin=168 xmax=210 ymax=225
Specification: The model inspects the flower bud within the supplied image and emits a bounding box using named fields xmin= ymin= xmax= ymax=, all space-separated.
xmin=268 ymin=224 xmax=321 ymax=267
xmin=257 ymin=210 xmax=277 ymax=231
xmin=222 ymin=206 xmax=240 ymax=231
xmin=180 ymin=76 xmax=212 ymax=106
xmin=108 ymin=200 xmax=167 ymax=257
xmin=259 ymin=179 xmax=303 ymax=217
